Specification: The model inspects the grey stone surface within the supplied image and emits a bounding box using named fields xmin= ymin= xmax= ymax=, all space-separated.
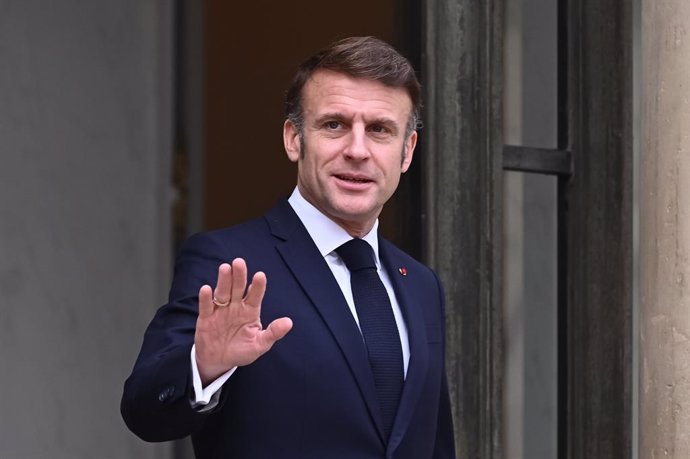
xmin=640 ymin=0 xmax=690 ymax=456
xmin=0 ymin=1 xmax=172 ymax=457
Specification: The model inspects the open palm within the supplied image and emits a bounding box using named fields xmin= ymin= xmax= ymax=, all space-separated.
xmin=194 ymin=258 xmax=293 ymax=385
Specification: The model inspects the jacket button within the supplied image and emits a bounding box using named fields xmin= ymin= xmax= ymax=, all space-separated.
xmin=157 ymin=385 xmax=175 ymax=402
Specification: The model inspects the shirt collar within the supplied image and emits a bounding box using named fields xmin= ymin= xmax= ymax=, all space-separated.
xmin=287 ymin=187 xmax=380 ymax=263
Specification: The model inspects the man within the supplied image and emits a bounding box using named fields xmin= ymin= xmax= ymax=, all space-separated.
xmin=122 ymin=36 xmax=455 ymax=459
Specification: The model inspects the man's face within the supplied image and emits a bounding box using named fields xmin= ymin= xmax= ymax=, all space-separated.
xmin=283 ymin=70 xmax=417 ymax=236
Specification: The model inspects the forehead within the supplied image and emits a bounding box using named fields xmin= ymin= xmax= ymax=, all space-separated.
xmin=302 ymin=70 xmax=412 ymax=121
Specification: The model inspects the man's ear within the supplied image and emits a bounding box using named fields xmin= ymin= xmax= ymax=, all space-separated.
xmin=401 ymin=130 xmax=417 ymax=173
xmin=283 ymin=120 xmax=301 ymax=162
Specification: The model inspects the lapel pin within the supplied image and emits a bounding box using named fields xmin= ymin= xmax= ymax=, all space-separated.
xmin=398 ymin=267 xmax=407 ymax=276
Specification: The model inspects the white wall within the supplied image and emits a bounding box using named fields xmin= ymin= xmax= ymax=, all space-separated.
xmin=0 ymin=1 xmax=173 ymax=457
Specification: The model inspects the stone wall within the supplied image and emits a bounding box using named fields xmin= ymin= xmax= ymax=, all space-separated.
xmin=0 ymin=2 xmax=172 ymax=457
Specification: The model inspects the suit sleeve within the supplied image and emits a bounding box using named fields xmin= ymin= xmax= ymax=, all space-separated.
xmin=120 ymin=233 xmax=229 ymax=442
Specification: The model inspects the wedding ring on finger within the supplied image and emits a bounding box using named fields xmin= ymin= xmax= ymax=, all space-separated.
xmin=212 ymin=296 xmax=230 ymax=307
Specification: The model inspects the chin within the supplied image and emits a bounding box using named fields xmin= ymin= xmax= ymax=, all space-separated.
xmin=332 ymin=204 xmax=378 ymax=222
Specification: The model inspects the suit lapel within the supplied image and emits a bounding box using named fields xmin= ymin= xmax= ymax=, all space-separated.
xmin=378 ymin=239 xmax=429 ymax=454
xmin=265 ymin=201 xmax=387 ymax=443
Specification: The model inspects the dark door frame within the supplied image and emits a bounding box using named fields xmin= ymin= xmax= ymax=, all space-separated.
xmin=414 ymin=0 xmax=632 ymax=457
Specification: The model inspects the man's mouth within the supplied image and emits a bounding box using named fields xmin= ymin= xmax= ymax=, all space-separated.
xmin=335 ymin=174 xmax=372 ymax=183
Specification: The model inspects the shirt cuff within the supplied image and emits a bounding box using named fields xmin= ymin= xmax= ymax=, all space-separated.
xmin=190 ymin=344 xmax=236 ymax=407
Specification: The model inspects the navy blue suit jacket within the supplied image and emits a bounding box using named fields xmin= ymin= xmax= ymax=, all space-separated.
xmin=121 ymin=200 xmax=455 ymax=459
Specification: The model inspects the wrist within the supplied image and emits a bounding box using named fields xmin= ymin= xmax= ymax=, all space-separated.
xmin=197 ymin=360 xmax=232 ymax=387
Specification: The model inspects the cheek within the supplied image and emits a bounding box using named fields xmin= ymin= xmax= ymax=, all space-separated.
xmin=298 ymin=153 xmax=326 ymax=186
xmin=383 ymin=153 xmax=405 ymax=178
xmin=387 ymin=172 xmax=402 ymax=192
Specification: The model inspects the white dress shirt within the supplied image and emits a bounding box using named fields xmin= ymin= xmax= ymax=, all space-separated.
xmin=190 ymin=187 xmax=410 ymax=407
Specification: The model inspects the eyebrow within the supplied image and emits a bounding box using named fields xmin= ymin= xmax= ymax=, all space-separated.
xmin=313 ymin=112 xmax=349 ymax=125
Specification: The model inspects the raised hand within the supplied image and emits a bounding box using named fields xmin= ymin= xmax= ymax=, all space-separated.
xmin=194 ymin=258 xmax=293 ymax=385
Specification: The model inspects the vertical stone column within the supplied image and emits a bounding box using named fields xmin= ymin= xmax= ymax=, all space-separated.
xmin=640 ymin=1 xmax=690 ymax=457
xmin=423 ymin=0 xmax=504 ymax=456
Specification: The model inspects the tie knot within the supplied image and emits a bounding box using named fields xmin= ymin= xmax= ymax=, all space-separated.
xmin=336 ymin=238 xmax=376 ymax=272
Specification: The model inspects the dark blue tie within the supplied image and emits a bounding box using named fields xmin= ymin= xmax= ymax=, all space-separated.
xmin=336 ymin=238 xmax=403 ymax=439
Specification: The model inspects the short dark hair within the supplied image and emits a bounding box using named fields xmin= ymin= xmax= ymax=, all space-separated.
xmin=285 ymin=36 xmax=421 ymax=136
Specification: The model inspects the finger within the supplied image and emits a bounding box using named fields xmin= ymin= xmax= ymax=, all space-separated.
xmin=229 ymin=258 xmax=248 ymax=303
xmin=198 ymin=285 xmax=214 ymax=318
xmin=244 ymin=271 xmax=267 ymax=308
xmin=213 ymin=263 xmax=232 ymax=305
xmin=258 ymin=317 xmax=293 ymax=349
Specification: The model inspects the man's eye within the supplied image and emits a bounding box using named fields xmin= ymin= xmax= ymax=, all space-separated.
xmin=370 ymin=125 xmax=388 ymax=134
xmin=325 ymin=121 xmax=340 ymax=129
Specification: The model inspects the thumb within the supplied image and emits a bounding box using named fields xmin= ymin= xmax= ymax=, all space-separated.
xmin=258 ymin=317 xmax=293 ymax=348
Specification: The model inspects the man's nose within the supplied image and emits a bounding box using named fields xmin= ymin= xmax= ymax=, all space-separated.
xmin=343 ymin=127 xmax=370 ymax=160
